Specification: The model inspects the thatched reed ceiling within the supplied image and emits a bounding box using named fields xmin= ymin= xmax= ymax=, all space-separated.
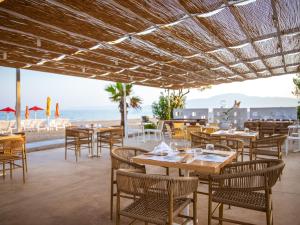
xmin=0 ymin=0 xmax=299 ymax=89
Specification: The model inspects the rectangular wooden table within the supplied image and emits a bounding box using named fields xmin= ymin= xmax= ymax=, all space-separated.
xmin=132 ymin=149 xmax=236 ymax=175
xmin=211 ymin=130 xmax=259 ymax=160
xmin=132 ymin=148 xmax=236 ymax=225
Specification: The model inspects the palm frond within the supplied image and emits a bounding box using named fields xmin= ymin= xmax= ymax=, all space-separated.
xmin=129 ymin=96 xmax=142 ymax=109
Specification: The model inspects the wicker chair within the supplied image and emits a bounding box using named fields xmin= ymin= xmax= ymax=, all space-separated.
xmin=110 ymin=147 xmax=147 ymax=220
xmin=116 ymin=170 xmax=199 ymax=225
xmin=0 ymin=136 xmax=26 ymax=183
xmin=259 ymin=122 xmax=276 ymax=138
xmin=190 ymin=144 xmax=234 ymax=195
xmin=208 ymin=159 xmax=285 ymax=225
xmin=97 ymin=127 xmax=123 ymax=156
xmin=190 ymin=131 xmax=220 ymax=147
xmin=251 ymin=135 xmax=286 ymax=160
xmin=186 ymin=125 xmax=203 ymax=141
xmin=65 ymin=127 xmax=93 ymax=162
xmin=220 ymin=138 xmax=244 ymax=162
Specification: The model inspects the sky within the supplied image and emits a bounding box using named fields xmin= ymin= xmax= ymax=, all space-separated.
xmin=0 ymin=66 xmax=297 ymax=110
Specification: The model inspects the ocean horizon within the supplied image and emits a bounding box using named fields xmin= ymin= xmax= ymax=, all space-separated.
xmin=0 ymin=107 xmax=153 ymax=122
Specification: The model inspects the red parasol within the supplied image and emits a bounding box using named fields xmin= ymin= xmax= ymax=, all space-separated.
xmin=29 ymin=106 xmax=44 ymax=111
xmin=29 ymin=106 xmax=44 ymax=120
xmin=0 ymin=107 xmax=16 ymax=113
xmin=0 ymin=107 xmax=16 ymax=120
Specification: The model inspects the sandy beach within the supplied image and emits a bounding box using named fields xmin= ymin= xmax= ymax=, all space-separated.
xmin=25 ymin=118 xmax=141 ymax=143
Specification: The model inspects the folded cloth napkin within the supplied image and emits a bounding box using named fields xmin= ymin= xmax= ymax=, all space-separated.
xmin=153 ymin=141 xmax=172 ymax=154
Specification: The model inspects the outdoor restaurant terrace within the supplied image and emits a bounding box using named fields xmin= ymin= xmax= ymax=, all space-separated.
xmin=0 ymin=0 xmax=300 ymax=225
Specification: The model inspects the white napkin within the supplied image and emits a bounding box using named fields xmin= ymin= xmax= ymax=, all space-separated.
xmin=153 ymin=141 xmax=172 ymax=153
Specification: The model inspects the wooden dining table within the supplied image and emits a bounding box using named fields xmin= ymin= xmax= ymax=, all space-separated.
xmin=132 ymin=148 xmax=236 ymax=225
xmin=211 ymin=130 xmax=259 ymax=160
xmin=132 ymin=148 xmax=236 ymax=175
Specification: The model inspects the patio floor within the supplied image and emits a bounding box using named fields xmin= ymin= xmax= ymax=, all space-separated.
xmin=0 ymin=139 xmax=300 ymax=225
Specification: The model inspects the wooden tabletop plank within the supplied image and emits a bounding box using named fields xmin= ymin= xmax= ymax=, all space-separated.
xmin=132 ymin=149 xmax=236 ymax=174
xmin=211 ymin=130 xmax=258 ymax=139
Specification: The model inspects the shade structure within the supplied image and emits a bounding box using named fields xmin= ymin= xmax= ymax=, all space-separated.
xmin=0 ymin=0 xmax=298 ymax=89
xmin=55 ymin=102 xmax=60 ymax=118
xmin=29 ymin=106 xmax=44 ymax=111
xmin=0 ymin=107 xmax=16 ymax=120
xmin=25 ymin=105 xmax=29 ymax=119
xmin=46 ymin=97 xmax=51 ymax=117
xmin=0 ymin=107 xmax=16 ymax=113
xmin=29 ymin=106 xmax=43 ymax=120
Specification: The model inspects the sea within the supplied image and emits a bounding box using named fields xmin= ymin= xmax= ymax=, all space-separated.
xmin=0 ymin=107 xmax=153 ymax=121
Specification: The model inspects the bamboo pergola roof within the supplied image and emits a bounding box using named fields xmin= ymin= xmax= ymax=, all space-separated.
xmin=0 ymin=0 xmax=299 ymax=89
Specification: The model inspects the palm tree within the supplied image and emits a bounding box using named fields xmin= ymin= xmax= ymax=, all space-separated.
xmin=105 ymin=82 xmax=142 ymax=127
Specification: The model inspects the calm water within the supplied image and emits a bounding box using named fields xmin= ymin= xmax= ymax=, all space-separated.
xmin=0 ymin=107 xmax=153 ymax=121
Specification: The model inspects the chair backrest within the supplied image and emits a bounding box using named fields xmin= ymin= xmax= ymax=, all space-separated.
xmin=116 ymin=170 xmax=198 ymax=199
xmin=111 ymin=147 xmax=147 ymax=170
xmin=252 ymin=134 xmax=286 ymax=149
xmin=211 ymin=159 xmax=285 ymax=192
xmin=196 ymin=143 xmax=233 ymax=152
xmin=190 ymin=131 xmax=213 ymax=147
xmin=222 ymin=138 xmax=244 ymax=151
xmin=0 ymin=137 xmax=25 ymax=155
xmin=186 ymin=125 xmax=202 ymax=140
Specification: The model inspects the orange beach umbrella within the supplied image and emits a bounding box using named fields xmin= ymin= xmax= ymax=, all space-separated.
xmin=55 ymin=103 xmax=60 ymax=118
xmin=25 ymin=106 xmax=29 ymax=119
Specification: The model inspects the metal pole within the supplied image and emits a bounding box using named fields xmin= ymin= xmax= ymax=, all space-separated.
xmin=16 ymin=68 xmax=21 ymax=132
xmin=123 ymin=83 xmax=128 ymax=140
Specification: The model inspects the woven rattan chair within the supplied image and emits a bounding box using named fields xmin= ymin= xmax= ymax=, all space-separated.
xmin=0 ymin=136 xmax=26 ymax=183
xmin=251 ymin=135 xmax=286 ymax=160
xmin=110 ymin=147 xmax=147 ymax=220
xmin=208 ymin=159 xmax=285 ymax=225
xmin=259 ymin=122 xmax=276 ymax=138
xmin=190 ymin=144 xmax=234 ymax=195
xmin=116 ymin=170 xmax=199 ymax=225
xmin=219 ymin=138 xmax=244 ymax=162
xmin=186 ymin=125 xmax=203 ymax=141
xmin=65 ymin=127 xmax=93 ymax=162
xmin=190 ymin=131 xmax=220 ymax=147
xmin=97 ymin=127 xmax=123 ymax=156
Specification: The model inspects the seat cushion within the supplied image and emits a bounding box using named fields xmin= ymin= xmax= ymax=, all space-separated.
xmin=212 ymin=190 xmax=266 ymax=211
xmin=120 ymin=197 xmax=191 ymax=225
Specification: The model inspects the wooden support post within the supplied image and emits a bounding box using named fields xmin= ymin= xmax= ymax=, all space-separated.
xmin=123 ymin=83 xmax=128 ymax=140
xmin=16 ymin=68 xmax=21 ymax=132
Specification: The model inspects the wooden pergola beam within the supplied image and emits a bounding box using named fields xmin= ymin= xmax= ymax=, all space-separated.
xmin=270 ymin=0 xmax=287 ymax=73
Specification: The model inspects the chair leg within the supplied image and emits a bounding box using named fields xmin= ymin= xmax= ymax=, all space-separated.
xmin=65 ymin=140 xmax=67 ymax=160
xmin=193 ymin=192 xmax=198 ymax=225
xmin=208 ymin=191 xmax=212 ymax=225
xmin=75 ymin=144 xmax=78 ymax=163
xmin=110 ymin=168 xmax=114 ymax=220
xmin=116 ymin=191 xmax=120 ymax=225
xmin=266 ymin=192 xmax=271 ymax=225
xmin=285 ymin=140 xmax=288 ymax=156
xmin=219 ymin=203 xmax=224 ymax=225
xmin=22 ymin=157 xmax=26 ymax=183
xmin=2 ymin=162 xmax=5 ymax=180
xmin=9 ymin=161 xmax=13 ymax=179
xmin=24 ymin=154 xmax=28 ymax=172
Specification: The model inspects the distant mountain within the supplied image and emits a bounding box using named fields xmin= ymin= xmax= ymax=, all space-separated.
xmin=186 ymin=93 xmax=298 ymax=108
